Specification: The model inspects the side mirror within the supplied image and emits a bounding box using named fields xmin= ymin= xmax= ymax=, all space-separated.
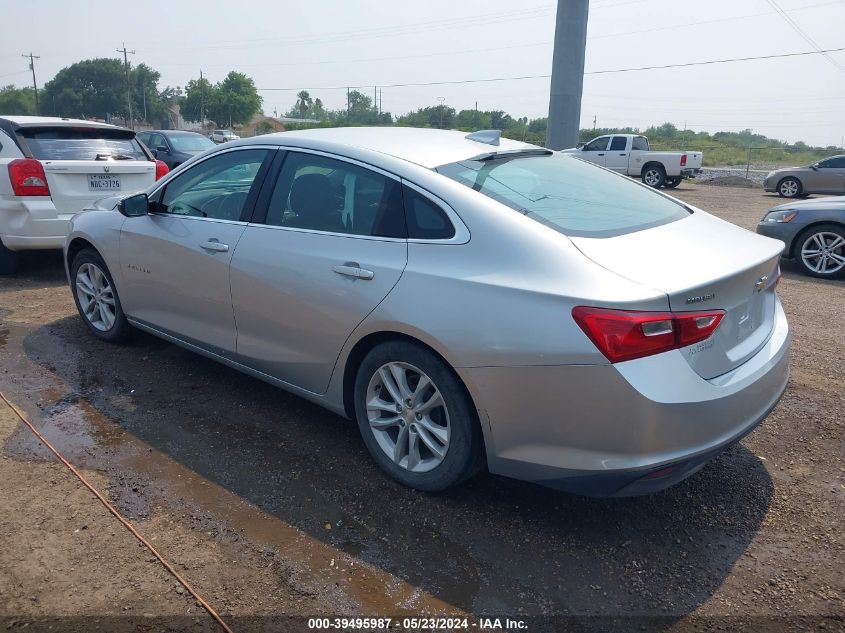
xmin=810 ymin=164 xmax=819 ymax=170
xmin=118 ymin=193 xmax=149 ymax=217
xmin=577 ymin=143 xmax=585 ymax=149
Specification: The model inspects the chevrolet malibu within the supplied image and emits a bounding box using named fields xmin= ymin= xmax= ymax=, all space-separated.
xmin=64 ymin=127 xmax=791 ymax=497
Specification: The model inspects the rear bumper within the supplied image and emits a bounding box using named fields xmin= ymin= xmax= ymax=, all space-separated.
xmin=459 ymin=298 xmax=790 ymax=497
xmin=681 ymin=168 xmax=702 ymax=177
xmin=0 ymin=199 xmax=71 ymax=251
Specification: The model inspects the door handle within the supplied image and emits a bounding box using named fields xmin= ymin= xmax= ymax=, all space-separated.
xmin=200 ymin=239 xmax=229 ymax=252
xmin=333 ymin=263 xmax=374 ymax=280
xmin=619 ymin=153 xmax=627 ymax=156
xmin=597 ymin=153 xmax=605 ymax=156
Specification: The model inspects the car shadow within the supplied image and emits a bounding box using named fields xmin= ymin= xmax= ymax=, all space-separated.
xmin=19 ymin=312 xmax=775 ymax=628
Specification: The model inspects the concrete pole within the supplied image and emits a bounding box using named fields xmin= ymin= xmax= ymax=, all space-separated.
xmin=545 ymin=0 xmax=589 ymax=150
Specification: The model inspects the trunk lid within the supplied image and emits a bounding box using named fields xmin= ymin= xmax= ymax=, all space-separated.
xmin=42 ymin=160 xmax=155 ymax=214
xmin=569 ymin=210 xmax=784 ymax=379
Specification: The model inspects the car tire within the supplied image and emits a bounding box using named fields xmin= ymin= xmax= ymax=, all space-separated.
xmin=0 ymin=238 xmax=22 ymax=275
xmin=777 ymin=177 xmax=802 ymax=198
xmin=663 ymin=177 xmax=681 ymax=189
xmin=794 ymin=223 xmax=845 ymax=279
xmin=353 ymin=340 xmax=485 ymax=492
xmin=642 ymin=164 xmax=666 ymax=188
xmin=70 ymin=249 xmax=132 ymax=342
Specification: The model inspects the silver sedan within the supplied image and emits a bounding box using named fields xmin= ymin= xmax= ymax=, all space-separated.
xmin=764 ymin=154 xmax=845 ymax=198
xmin=65 ymin=127 xmax=791 ymax=497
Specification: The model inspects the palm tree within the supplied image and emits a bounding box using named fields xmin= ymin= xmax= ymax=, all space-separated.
xmin=295 ymin=90 xmax=313 ymax=119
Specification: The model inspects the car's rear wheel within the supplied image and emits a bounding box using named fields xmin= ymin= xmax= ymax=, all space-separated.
xmin=71 ymin=249 xmax=132 ymax=342
xmin=795 ymin=224 xmax=845 ymax=279
xmin=777 ymin=177 xmax=802 ymax=198
xmin=663 ymin=177 xmax=681 ymax=189
xmin=353 ymin=340 xmax=484 ymax=491
xmin=0 ymin=239 xmax=22 ymax=275
xmin=642 ymin=164 xmax=665 ymax=188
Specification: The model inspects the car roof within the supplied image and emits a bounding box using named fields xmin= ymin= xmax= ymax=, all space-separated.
xmin=0 ymin=115 xmax=130 ymax=132
xmin=236 ymin=126 xmax=538 ymax=169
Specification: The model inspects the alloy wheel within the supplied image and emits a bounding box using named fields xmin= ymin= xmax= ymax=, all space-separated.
xmin=801 ymin=231 xmax=845 ymax=275
xmin=644 ymin=169 xmax=662 ymax=187
xmin=75 ymin=262 xmax=117 ymax=331
xmin=780 ymin=179 xmax=799 ymax=197
xmin=365 ymin=361 xmax=450 ymax=473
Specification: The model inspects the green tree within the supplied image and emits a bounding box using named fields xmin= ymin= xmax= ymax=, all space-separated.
xmin=312 ymin=98 xmax=326 ymax=120
xmin=295 ymin=90 xmax=313 ymax=118
xmin=0 ymin=85 xmax=37 ymax=115
xmin=454 ymin=109 xmax=492 ymax=130
xmin=210 ymin=71 xmax=262 ymax=127
xmin=42 ymin=58 xmax=127 ymax=119
xmin=181 ymin=76 xmax=214 ymax=124
xmin=131 ymin=63 xmax=167 ymax=124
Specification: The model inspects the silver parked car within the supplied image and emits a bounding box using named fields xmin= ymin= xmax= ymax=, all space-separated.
xmin=764 ymin=154 xmax=845 ymax=198
xmin=757 ymin=196 xmax=845 ymax=278
xmin=65 ymin=128 xmax=791 ymax=497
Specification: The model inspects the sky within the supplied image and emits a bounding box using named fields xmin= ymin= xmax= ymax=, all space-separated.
xmin=1 ymin=0 xmax=844 ymax=146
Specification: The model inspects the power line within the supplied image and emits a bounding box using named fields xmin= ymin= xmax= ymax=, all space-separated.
xmin=765 ymin=0 xmax=845 ymax=73
xmin=256 ymin=46 xmax=845 ymax=92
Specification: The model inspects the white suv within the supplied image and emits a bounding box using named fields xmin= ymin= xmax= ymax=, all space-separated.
xmin=209 ymin=129 xmax=240 ymax=144
xmin=0 ymin=116 xmax=168 ymax=274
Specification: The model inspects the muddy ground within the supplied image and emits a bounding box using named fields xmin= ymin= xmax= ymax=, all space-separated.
xmin=0 ymin=184 xmax=843 ymax=632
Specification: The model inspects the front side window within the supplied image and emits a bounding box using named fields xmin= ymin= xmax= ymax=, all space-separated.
xmin=149 ymin=133 xmax=167 ymax=151
xmin=20 ymin=127 xmax=147 ymax=161
xmin=818 ymin=156 xmax=845 ymax=168
xmin=264 ymin=152 xmax=405 ymax=237
xmin=437 ymin=153 xmax=690 ymax=238
xmin=582 ymin=137 xmax=608 ymax=152
xmin=157 ymin=149 xmax=269 ymax=221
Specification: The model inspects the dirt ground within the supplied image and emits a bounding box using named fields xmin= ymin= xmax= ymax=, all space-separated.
xmin=0 ymin=183 xmax=843 ymax=633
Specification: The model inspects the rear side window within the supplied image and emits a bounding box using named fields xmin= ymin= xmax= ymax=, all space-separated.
xmin=265 ymin=152 xmax=406 ymax=237
xmin=437 ymin=153 xmax=690 ymax=238
xmin=19 ymin=127 xmax=148 ymax=161
xmin=609 ymin=136 xmax=627 ymax=151
xmin=403 ymin=186 xmax=455 ymax=239
xmin=631 ymin=136 xmax=649 ymax=151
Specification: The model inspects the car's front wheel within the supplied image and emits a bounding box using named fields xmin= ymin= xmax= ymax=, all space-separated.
xmin=778 ymin=177 xmax=802 ymax=198
xmin=71 ymin=249 xmax=132 ymax=342
xmin=796 ymin=224 xmax=845 ymax=279
xmin=353 ymin=340 xmax=484 ymax=491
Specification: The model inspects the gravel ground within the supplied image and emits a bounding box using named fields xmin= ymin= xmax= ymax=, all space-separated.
xmin=0 ymin=183 xmax=843 ymax=632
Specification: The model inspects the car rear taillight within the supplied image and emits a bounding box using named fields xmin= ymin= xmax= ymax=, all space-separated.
xmin=572 ymin=306 xmax=725 ymax=363
xmin=680 ymin=154 xmax=688 ymax=167
xmin=155 ymin=160 xmax=169 ymax=181
xmin=8 ymin=158 xmax=50 ymax=196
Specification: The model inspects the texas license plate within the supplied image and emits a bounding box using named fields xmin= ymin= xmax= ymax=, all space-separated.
xmin=88 ymin=174 xmax=121 ymax=191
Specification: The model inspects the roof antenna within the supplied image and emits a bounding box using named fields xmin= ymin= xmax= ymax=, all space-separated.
xmin=465 ymin=130 xmax=501 ymax=146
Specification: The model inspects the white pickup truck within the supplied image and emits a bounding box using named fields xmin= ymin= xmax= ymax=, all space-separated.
xmin=562 ymin=134 xmax=702 ymax=189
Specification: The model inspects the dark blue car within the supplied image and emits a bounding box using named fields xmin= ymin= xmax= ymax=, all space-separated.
xmin=136 ymin=130 xmax=215 ymax=170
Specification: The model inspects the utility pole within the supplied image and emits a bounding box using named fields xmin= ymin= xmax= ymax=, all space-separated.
xmin=346 ymin=87 xmax=350 ymax=118
xmin=437 ymin=96 xmax=445 ymax=129
xmin=546 ymin=0 xmax=589 ymax=149
xmin=22 ymin=52 xmax=40 ymax=113
xmin=199 ymin=70 xmax=205 ymax=131
xmin=117 ymin=44 xmax=135 ymax=129
xmin=593 ymin=114 xmax=596 ymax=130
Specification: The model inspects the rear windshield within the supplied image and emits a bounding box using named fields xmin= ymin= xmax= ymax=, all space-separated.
xmin=169 ymin=134 xmax=215 ymax=152
xmin=19 ymin=127 xmax=148 ymax=161
xmin=436 ymin=152 xmax=690 ymax=238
